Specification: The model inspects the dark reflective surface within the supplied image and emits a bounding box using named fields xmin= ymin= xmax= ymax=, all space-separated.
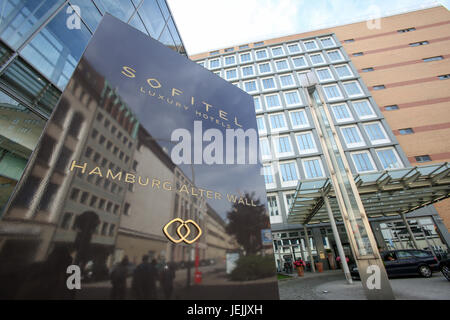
xmin=0 ymin=15 xmax=279 ymax=300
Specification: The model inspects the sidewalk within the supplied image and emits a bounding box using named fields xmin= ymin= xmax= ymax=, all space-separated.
xmin=279 ymin=269 xmax=345 ymax=280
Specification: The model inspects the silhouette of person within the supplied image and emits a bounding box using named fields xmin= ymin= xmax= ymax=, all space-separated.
xmin=16 ymin=246 xmax=73 ymax=299
xmin=110 ymin=256 xmax=129 ymax=300
xmin=160 ymin=262 xmax=176 ymax=299
xmin=132 ymin=255 xmax=158 ymax=299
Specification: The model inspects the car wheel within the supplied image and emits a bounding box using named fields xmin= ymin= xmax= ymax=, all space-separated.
xmin=418 ymin=265 xmax=432 ymax=278
xmin=441 ymin=265 xmax=450 ymax=281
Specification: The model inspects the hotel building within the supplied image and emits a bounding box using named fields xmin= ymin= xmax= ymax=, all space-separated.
xmin=191 ymin=5 xmax=450 ymax=271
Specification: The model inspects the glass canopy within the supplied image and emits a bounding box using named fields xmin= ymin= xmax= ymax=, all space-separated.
xmin=288 ymin=162 xmax=450 ymax=225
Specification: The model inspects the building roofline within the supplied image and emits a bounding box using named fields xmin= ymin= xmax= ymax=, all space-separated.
xmin=189 ymin=4 xmax=444 ymax=60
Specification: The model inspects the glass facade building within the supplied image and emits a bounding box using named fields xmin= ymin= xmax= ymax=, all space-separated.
xmin=0 ymin=0 xmax=185 ymax=215
xmin=193 ymin=34 xmax=450 ymax=271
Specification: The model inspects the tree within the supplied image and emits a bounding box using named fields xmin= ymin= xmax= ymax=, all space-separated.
xmin=226 ymin=192 xmax=270 ymax=256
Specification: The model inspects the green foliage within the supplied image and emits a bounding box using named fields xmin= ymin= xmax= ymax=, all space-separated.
xmin=230 ymin=255 xmax=275 ymax=281
xmin=226 ymin=192 xmax=270 ymax=255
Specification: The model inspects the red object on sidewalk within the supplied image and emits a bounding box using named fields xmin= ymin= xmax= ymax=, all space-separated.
xmin=195 ymin=271 xmax=202 ymax=284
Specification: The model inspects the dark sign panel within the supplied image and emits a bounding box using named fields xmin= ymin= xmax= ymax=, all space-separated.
xmin=0 ymin=15 xmax=279 ymax=300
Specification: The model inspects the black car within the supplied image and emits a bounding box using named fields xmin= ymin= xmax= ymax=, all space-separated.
xmin=438 ymin=258 xmax=450 ymax=281
xmin=350 ymin=249 xmax=439 ymax=279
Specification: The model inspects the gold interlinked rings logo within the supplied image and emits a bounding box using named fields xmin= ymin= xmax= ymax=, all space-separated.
xmin=163 ymin=218 xmax=202 ymax=244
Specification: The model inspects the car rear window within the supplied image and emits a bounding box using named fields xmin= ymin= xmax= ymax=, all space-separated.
xmin=410 ymin=250 xmax=431 ymax=258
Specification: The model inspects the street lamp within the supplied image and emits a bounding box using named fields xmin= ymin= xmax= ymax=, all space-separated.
xmin=300 ymin=72 xmax=395 ymax=300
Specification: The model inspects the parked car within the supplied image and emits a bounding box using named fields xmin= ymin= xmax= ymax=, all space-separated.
xmin=438 ymin=258 xmax=450 ymax=281
xmin=350 ymin=249 xmax=439 ymax=279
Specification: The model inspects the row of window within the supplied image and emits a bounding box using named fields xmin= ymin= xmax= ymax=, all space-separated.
xmin=69 ymin=187 xmax=121 ymax=216
xmin=356 ymin=55 xmax=443 ymax=74
xmin=250 ymin=84 xmax=367 ymax=116
xmin=207 ymin=36 xmax=337 ymax=59
xmin=79 ymin=150 xmax=126 ymax=196
xmin=256 ymin=100 xmax=377 ymax=131
xmin=96 ymin=111 xmax=134 ymax=149
xmin=258 ymin=121 xmax=391 ymax=159
xmin=201 ymin=47 xmax=345 ymax=70
xmin=218 ymin=60 xmax=354 ymax=85
xmin=60 ymin=211 xmax=116 ymax=237
xmin=262 ymin=147 xmax=403 ymax=188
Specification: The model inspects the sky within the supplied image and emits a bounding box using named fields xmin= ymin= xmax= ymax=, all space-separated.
xmin=167 ymin=0 xmax=450 ymax=55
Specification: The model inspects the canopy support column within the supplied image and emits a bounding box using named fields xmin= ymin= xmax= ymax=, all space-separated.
xmin=303 ymin=225 xmax=316 ymax=273
xmin=324 ymin=195 xmax=353 ymax=284
xmin=402 ymin=213 xmax=419 ymax=249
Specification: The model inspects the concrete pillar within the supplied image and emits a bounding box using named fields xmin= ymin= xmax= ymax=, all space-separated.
xmin=303 ymin=225 xmax=316 ymax=272
xmin=324 ymin=196 xmax=353 ymax=284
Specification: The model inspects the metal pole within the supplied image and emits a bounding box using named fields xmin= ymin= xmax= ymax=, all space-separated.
xmin=303 ymin=225 xmax=316 ymax=272
xmin=402 ymin=214 xmax=419 ymax=249
xmin=301 ymin=73 xmax=394 ymax=299
xmin=324 ymin=196 xmax=353 ymax=284
xmin=419 ymin=224 xmax=438 ymax=260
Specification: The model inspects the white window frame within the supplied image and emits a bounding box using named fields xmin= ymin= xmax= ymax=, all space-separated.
xmin=267 ymin=193 xmax=282 ymax=223
xmin=295 ymin=131 xmax=318 ymax=155
xmin=261 ymin=76 xmax=277 ymax=91
xmin=278 ymin=160 xmax=300 ymax=187
xmin=209 ymin=58 xmax=220 ymax=69
xmin=287 ymin=43 xmax=301 ymax=54
xmin=240 ymin=65 xmax=255 ymax=78
xmin=275 ymin=58 xmax=289 ymax=71
xmin=327 ymin=49 xmax=344 ymax=62
xmin=292 ymin=55 xmax=308 ymax=69
xmin=225 ymin=68 xmax=238 ymax=80
xmin=213 ymin=71 xmax=221 ymax=78
xmin=256 ymin=115 xmax=267 ymax=135
xmin=279 ymin=73 xmax=295 ymax=88
xmin=259 ymin=137 xmax=272 ymax=160
xmin=254 ymin=96 xmax=262 ymax=112
xmin=263 ymin=165 xmax=277 ymax=189
xmin=320 ymin=36 xmax=335 ymax=48
xmin=243 ymin=79 xmax=258 ymax=93
xmin=302 ymin=157 xmax=325 ymax=179
xmin=258 ymin=62 xmax=272 ymax=74
xmin=197 ymin=61 xmax=205 ymax=67
xmin=264 ymin=93 xmax=282 ymax=110
xmin=239 ymin=52 xmax=252 ymax=63
xmin=375 ymin=147 xmax=404 ymax=170
xmin=283 ymin=191 xmax=297 ymax=214
xmin=334 ymin=63 xmax=353 ymax=79
xmin=350 ymin=150 xmax=377 ymax=173
xmin=323 ymin=84 xmax=343 ymax=101
xmin=315 ymin=67 xmax=334 ymax=82
xmin=273 ymin=135 xmax=294 ymax=157
xmin=343 ymin=80 xmax=364 ymax=97
xmin=330 ymin=102 xmax=354 ymax=123
xmin=284 ymin=90 xmax=302 ymax=108
xmin=224 ymin=55 xmax=236 ymax=66
xmin=309 ymin=52 xmax=326 ymax=65
xmin=340 ymin=124 xmax=366 ymax=148
xmin=271 ymin=46 xmax=285 ymax=57
xmin=289 ymin=109 xmax=309 ymax=129
xmin=269 ymin=112 xmax=288 ymax=132
xmin=255 ymin=49 xmax=268 ymax=60
xmin=351 ymin=99 xmax=376 ymax=120
xmin=363 ymin=121 xmax=390 ymax=145
xmin=232 ymin=82 xmax=239 ymax=88
xmin=303 ymin=39 xmax=318 ymax=51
